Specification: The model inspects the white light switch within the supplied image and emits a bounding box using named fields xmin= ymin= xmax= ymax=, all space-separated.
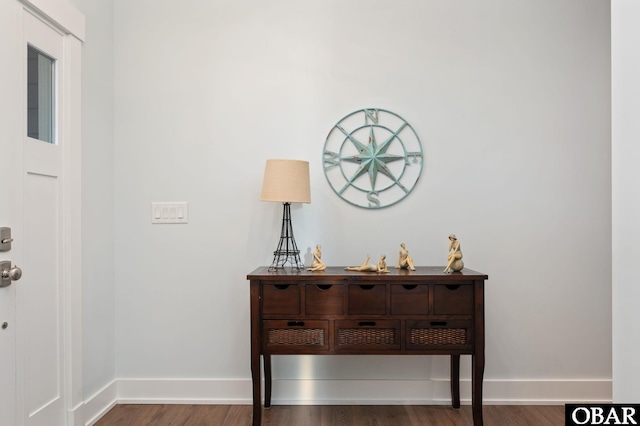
xmin=151 ymin=202 xmax=188 ymax=224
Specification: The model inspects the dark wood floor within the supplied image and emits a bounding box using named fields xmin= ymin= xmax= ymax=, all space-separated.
xmin=94 ymin=404 xmax=565 ymax=425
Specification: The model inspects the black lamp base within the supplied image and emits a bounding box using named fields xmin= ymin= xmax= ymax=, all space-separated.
xmin=268 ymin=202 xmax=304 ymax=271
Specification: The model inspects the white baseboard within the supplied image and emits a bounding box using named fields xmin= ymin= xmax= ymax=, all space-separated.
xmin=82 ymin=380 xmax=118 ymax=426
xmin=68 ymin=401 xmax=85 ymax=426
xmin=80 ymin=377 xmax=611 ymax=422
xmin=267 ymin=378 xmax=612 ymax=405
xmin=117 ymin=378 xmax=252 ymax=405
xmin=115 ymin=377 xmax=611 ymax=405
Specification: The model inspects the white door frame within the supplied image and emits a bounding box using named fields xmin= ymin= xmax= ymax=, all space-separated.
xmin=18 ymin=1 xmax=85 ymax=424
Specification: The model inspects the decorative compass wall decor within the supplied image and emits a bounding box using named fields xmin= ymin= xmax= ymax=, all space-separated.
xmin=323 ymin=108 xmax=424 ymax=209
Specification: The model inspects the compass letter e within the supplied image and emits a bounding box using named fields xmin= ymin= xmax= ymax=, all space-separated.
xmin=406 ymin=151 xmax=423 ymax=165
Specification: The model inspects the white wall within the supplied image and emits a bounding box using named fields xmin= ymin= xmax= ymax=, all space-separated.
xmin=70 ymin=0 xmax=117 ymax=401
xmin=107 ymin=0 xmax=611 ymax=403
xmin=612 ymin=0 xmax=640 ymax=403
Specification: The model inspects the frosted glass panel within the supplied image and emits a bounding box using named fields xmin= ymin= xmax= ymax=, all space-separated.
xmin=27 ymin=45 xmax=55 ymax=143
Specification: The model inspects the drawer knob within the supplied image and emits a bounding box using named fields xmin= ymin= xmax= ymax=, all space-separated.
xmin=430 ymin=321 xmax=448 ymax=326
xmin=275 ymin=284 xmax=290 ymax=290
xmin=358 ymin=321 xmax=376 ymax=326
xmin=287 ymin=321 xmax=305 ymax=327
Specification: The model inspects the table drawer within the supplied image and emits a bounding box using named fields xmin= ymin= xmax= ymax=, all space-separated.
xmin=433 ymin=284 xmax=473 ymax=315
xmin=391 ymin=284 xmax=429 ymax=315
xmin=335 ymin=319 xmax=401 ymax=350
xmin=263 ymin=283 xmax=300 ymax=315
xmin=263 ymin=320 xmax=329 ymax=352
xmin=348 ymin=284 xmax=386 ymax=315
xmin=406 ymin=319 xmax=472 ymax=350
xmin=306 ymin=283 xmax=345 ymax=315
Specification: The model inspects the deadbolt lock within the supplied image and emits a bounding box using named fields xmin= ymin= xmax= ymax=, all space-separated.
xmin=0 ymin=227 xmax=13 ymax=252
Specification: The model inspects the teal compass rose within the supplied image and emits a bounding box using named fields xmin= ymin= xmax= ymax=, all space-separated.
xmin=323 ymin=108 xmax=424 ymax=209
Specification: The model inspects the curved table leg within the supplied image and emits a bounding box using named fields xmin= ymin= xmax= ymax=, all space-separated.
xmin=264 ymin=354 xmax=272 ymax=408
xmin=450 ymin=354 xmax=460 ymax=409
xmin=472 ymin=353 xmax=485 ymax=425
xmin=250 ymin=351 xmax=261 ymax=425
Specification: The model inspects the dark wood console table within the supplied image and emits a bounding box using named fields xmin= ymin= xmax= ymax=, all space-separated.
xmin=247 ymin=266 xmax=488 ymax=425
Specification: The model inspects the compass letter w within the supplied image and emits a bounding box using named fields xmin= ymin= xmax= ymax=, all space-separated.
xmin=323 ymin=150 xmax=340 ymax=169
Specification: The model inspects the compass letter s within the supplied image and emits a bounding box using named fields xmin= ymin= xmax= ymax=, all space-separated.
xmin=367 ymin=191 xmax=381 ymax=208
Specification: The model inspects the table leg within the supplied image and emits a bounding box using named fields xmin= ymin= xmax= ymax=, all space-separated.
xmin=250 ymin=281 xmax=262 ymax=426
xmin=264 ymin=354 xmax=272 ymax=408
xmin=251 ymin=350 xmax=261 ymax=425
xmin=472 ymin=353 xmax=485 ymax=425
xmin=472 ymin=279 xmax=485 ymax=426
xmin=450 ymin=354 xmax=460 ymax=409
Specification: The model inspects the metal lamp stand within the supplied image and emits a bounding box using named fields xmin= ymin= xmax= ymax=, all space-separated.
xmin=269 ymin=202 xmax=304 ymax=271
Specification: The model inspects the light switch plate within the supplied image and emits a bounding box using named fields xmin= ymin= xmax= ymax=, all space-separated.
xmin=151 ymin=202 xmax=188 ymax=224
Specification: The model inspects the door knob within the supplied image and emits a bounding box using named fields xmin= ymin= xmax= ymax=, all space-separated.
xmin=0 ymin=261 xmax=22 ymax=288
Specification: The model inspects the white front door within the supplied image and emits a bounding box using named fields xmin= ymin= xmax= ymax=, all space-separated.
xmin=0 ymin=1 xmax=84 ymax=425
xmin=20 ymin=11 xmax=67 ymax=425
xmin=0 ymin=3 xmax=25 ymax=425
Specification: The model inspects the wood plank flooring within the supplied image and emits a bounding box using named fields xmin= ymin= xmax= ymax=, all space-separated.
xmin=94 ymin=404 xmax=565 ymax=425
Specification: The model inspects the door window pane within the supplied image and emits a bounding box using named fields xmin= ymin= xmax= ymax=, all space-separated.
xmin=27 ymin=45 xmax=55 ymax=143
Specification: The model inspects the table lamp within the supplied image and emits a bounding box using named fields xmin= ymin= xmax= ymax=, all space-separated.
xmin=260 ymin=159 xmax=311 ymax=270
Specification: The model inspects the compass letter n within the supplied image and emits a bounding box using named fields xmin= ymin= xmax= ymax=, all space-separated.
xmin=364 ymin=109 xmax=379 ymax=124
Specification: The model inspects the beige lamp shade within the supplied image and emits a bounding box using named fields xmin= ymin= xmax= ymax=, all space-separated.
xmin=260 ymin=159 xmax=311 ymax=203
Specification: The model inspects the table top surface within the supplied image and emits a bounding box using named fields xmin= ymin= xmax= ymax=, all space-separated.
xmin=247 ymin=266 xmax=488 ymax=281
